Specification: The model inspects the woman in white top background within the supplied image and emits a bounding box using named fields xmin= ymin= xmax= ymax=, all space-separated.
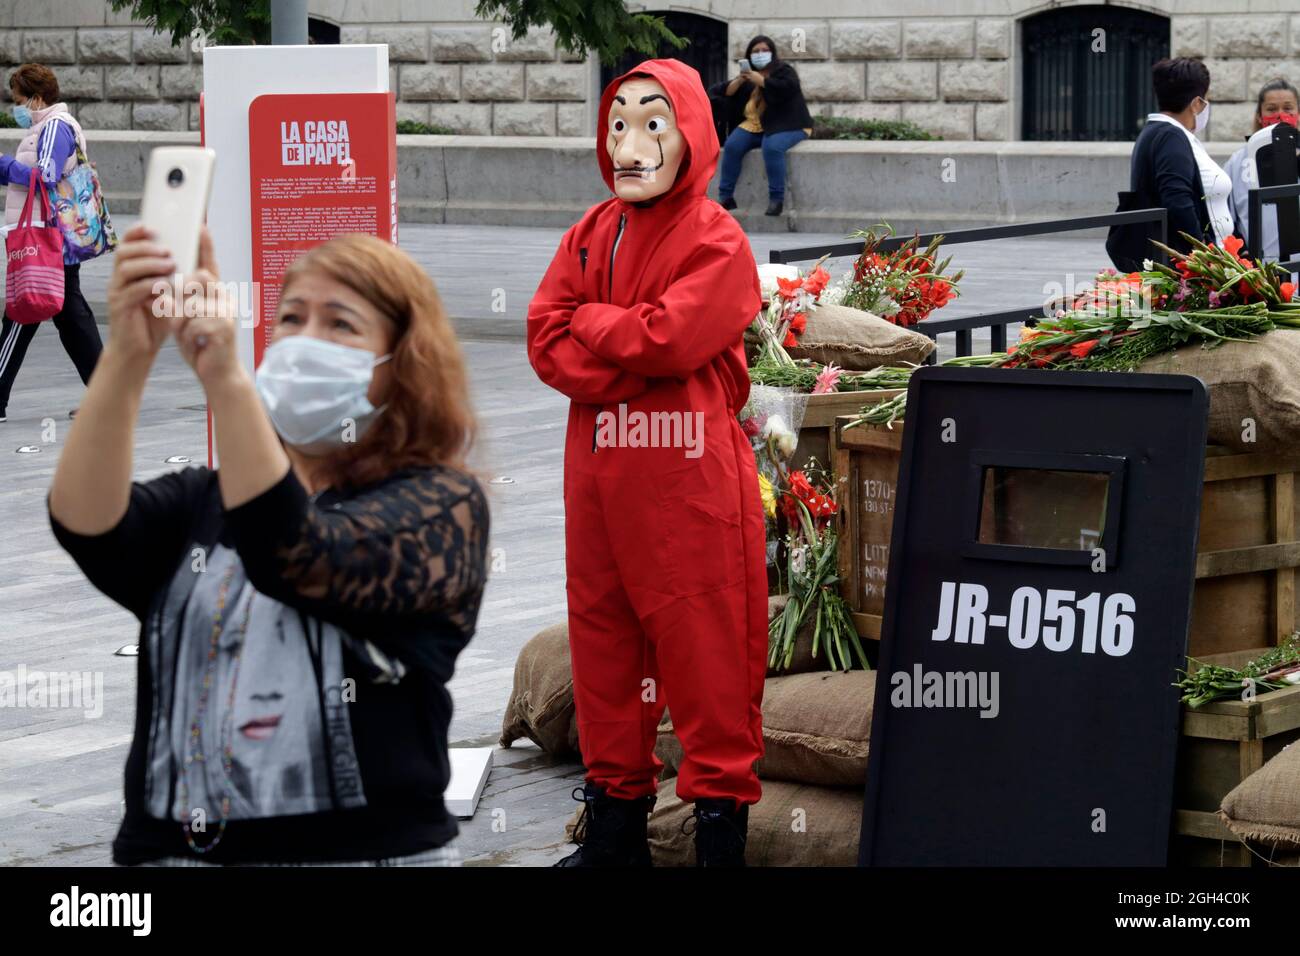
xmin=1139 ymin=59 xmax=1234 ymax=249
xmin=1224 ymin=79 xmax=1300 ymax=263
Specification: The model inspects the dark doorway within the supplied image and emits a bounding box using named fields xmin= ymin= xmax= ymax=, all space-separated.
xmin=598 ymin=11 xmax=729 ymax=139
xmin=309 ymin=17 xmax=340 ymax=44
xmin=1022 ymin=6 xmax=1170 ymax=141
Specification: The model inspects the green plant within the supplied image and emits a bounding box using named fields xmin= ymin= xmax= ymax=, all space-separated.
xmin=395 ymin=119 xmax=457 ymax=135
xmin=474 ymin=0 xmax=686 ymax=65
xmin=0 ymin=110 xmax=17 ymax=129
xmin=749 ymin=358 xmax=915 ymax=393
xmin=109 ymin=1 xmax=271 ymax=46
xmin=1175 ymin=636 xmax=1300 ymax=708
xmin=810 ymin=114 xmax=938 ymax=142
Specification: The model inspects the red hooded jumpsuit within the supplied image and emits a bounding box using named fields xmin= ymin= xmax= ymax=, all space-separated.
xmin=527 ymin=59 xmax=768 ymax=807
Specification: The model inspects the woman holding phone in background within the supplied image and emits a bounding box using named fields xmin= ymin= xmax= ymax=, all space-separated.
xmin=47 ymin=222 xmax=489 ymax=866
xmin=710 ymin=35 xmax=813 ymax=217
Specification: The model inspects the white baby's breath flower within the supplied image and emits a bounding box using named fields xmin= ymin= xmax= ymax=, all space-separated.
xmin=1142 ymin=258 xmax=1154 ymax=271
xmin=820 ymin=274 xmax=852 ymax=306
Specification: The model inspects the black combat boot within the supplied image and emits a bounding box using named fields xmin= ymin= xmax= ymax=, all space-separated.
xmin=553 ymin=783 xmax=654 ymax=867
xmin=765 ymin=199 xmax=783 ymax=216
xmin=691 ymin=797 xmax=749 ymax=867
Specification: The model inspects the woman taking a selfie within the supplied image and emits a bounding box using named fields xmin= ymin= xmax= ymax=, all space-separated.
xmin=48 ymin=225 xmax=489 ymax=866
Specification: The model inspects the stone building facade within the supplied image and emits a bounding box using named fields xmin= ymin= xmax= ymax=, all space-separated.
xmin=1 ymin=1 xmax=1299 ymax=142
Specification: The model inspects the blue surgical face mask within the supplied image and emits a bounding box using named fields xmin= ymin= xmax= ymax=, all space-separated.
xmin=12 ymin=104 xmax=33 ymax=129
xmin=255 ymin=335 xmax=393 ymax=454
xmin=750 ymin=51 xmax=773 ymax=70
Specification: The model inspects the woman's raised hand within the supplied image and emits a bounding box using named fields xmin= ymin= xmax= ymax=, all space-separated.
xmin=105 ymin=223 xmax=175 ymax=362
xmin=170 ymin=227 xmax=244 ymax=393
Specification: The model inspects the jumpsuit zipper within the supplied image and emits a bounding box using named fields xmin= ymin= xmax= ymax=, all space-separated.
xmin=594 ymin=212 xmax=628 ymax=454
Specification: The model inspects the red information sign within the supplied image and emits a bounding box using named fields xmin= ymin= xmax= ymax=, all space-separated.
xmin=247 ymin=92 xmax=397 ymax=365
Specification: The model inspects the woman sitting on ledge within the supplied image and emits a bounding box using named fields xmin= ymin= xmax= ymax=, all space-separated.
xmin=709 ymin=35 xmax=813 ymax=218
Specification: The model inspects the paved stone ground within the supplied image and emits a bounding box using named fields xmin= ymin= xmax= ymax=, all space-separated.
xmin=0 ymin=219 xmax=1111 ymax=866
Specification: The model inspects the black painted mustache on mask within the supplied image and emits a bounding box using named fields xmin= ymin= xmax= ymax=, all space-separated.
xmin=614 ymin=139 xmax=666 ymax=176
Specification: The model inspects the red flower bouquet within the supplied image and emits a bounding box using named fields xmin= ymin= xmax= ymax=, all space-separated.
xmin=841 ymin=223 xmax=964 ymax=327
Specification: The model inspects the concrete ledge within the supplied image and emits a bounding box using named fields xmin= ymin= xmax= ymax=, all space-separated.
xmin=1 ymin=130 xmax=1249 ymax=233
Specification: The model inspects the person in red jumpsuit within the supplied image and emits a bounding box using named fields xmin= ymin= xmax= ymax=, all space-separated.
xmin=527 ymin=59 xmax=768 ymax=867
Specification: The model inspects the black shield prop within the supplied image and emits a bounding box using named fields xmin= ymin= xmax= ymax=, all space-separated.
xmin=858 ymin=368 xmax=1208 ymax=866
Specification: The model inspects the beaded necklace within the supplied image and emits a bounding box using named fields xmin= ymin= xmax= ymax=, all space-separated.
xmin=177 ymin=561 xmax=253 ymax=854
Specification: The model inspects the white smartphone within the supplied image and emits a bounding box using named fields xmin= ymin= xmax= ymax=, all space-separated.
xmin=139 ymin=146 xmax=216 ymax=276
xmin=738 ymin=58 xmax=751 ymax=74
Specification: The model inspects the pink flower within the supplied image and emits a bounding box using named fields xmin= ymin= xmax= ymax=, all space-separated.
xmin=812 ymin=364 xmax=843 ymax=395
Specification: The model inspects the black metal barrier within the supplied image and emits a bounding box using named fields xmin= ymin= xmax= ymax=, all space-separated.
xmin=768 ymin=210 xmax=1169 ymax=361
xmin=1247 ymin=182 xmax=1300 ymax=272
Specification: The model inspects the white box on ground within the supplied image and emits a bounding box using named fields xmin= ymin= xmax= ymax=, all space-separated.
xmin=446 ymin=747 xmax=494 ymax=818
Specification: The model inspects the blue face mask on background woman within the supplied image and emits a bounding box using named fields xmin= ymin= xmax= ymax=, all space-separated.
xmin=12 ymin=104 xmax=33 ymax=128
xmin=750 ymin=51 xmax=773 ymax=70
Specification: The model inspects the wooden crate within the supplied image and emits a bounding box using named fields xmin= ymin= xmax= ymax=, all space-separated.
xmin=831 ymin=415 xmax=1300 ymax=657
xmin=1172 ymin=648 xmax=1300 ymax=866
xmin=789 ymin=389 xmax=902 ymax=475
xmin=1192 ymin=449 xmax=1300 ymax=655
xmin=830 ymin=419 xmax=904 ymax=640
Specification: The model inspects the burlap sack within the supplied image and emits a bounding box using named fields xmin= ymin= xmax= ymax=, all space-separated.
xmin=1219 ymin=742 xmax=1300 ymax=852
xmin=1138 ymin=333 xmax=1300 ymax=453
xmin=499 ymin=622 xmax=581 ymax=757
xmin=786 ymin=303 xmax=935 ymax=370
xmin=759 ymin=671 xmax=875 ymax=786
xmin=656 ymin=670 xmax=876 ymax=787
xmin=655 ymin=710 xmax=682 ymax=781
xmin=648 ymin=776 xmax=862 ymax=866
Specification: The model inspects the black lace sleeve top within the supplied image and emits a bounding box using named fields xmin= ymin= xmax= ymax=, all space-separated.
xmin=49 ymin=463 xmax=490 ymax=865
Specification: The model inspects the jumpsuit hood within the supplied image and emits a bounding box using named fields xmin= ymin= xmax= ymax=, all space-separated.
xmin=595 ymin=58 xmax=718 ymax=205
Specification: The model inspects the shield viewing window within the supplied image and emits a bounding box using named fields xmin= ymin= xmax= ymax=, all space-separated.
xmin=1022 ymin=6 xmax=1170 ymax=141
xmin=977 ymin=466 xmax=1112 ymax=551
xmin=963 ymin=450 xmax=1127 ymax=567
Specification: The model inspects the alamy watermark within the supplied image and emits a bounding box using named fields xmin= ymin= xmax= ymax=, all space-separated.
xmin=0 ymin=666 xmax=104 ymax=719
xmin=50 ymin=885 xmax=150 ymax=936
xmin=595 ymin=403 xmax=704 ymax=458
xmin=150 ymin=275 xmax=261 ymax=329
xmin=889 ymin=664 xmax=1000 ymax=718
